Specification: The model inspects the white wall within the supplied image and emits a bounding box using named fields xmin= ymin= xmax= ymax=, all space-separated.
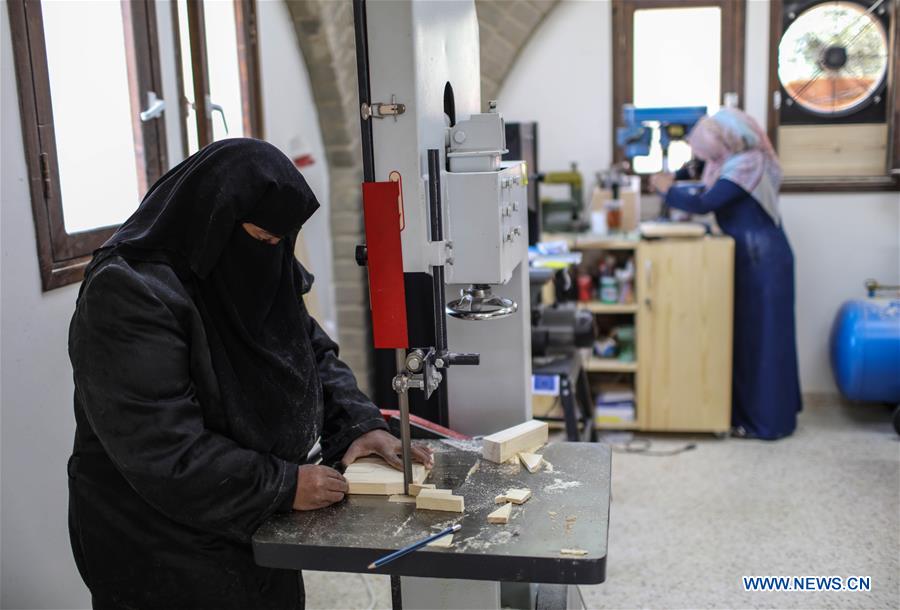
xmin=498 ymin=0 xmax=612 ymax=184
xmin=257 ymin=0 xmax=337 ymax=335
xmin=497 ymin=0 xmax=900 ymax=394
xmin=742 ymin=0 xmax=900 ymax=393
xmin=1 ymin=8 xmax=92 ymax=608
xmin=1 ymin=2 xmax=331 ymax=607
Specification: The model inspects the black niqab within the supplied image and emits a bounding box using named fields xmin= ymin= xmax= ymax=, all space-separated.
xmin=69 ymin=138 xmax=390 ymax=609
xmin=92 ymin=137 xmax=323 ymax=458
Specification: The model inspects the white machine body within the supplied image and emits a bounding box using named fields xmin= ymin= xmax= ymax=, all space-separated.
xmin=444 ymin=165 xmax=527 ymax=285
xmin=365 ymin=0 xmax=532 ymax=436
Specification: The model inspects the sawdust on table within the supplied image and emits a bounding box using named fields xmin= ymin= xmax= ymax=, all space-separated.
xmin=544 ymin=478 xmax=582 ymax=492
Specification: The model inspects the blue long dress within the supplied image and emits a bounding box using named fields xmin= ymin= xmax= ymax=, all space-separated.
xmin=666 ymin=178 xmax=802 ymax=439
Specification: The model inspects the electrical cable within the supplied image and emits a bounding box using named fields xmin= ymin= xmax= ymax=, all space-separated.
xmin=607 ymin=437 xmax=697 ymax=457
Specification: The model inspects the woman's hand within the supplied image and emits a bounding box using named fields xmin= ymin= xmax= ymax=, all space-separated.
xmin=649 ymin=172 xmax=675 ymax=194
xmin=293 ymin=464 xmax=348 ymax=510
xmin=342 ymin=429 xmax=434 ymax=470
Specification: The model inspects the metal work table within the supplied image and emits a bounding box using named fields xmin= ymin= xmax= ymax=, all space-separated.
xmin=253 ymin=440 xmax=610 ymax=587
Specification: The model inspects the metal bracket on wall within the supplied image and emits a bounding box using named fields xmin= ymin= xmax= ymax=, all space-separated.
xmin=361 ymin=94 xmax=406 ymax=121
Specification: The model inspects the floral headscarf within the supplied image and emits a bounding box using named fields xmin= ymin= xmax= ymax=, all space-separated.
xmin=687 ymin=108 xmax=783 ymax=224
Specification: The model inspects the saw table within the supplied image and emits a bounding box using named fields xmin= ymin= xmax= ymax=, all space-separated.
xmin=253 ymin=440 xmax=610 ymax=609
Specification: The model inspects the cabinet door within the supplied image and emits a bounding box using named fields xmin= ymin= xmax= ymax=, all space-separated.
xmin=637 ymin=238 xmax=734 ymax=432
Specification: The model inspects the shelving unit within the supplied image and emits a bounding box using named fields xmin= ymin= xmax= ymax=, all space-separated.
xmin=585 ymin=357 xmax=638 ymax=373
xmin=565 ymin=236 xmax=641 ymax=431
xmin=548 ymin=233 xmax=734 ymax=434
xmin=577 ymin=301 xmax=638 ymax=314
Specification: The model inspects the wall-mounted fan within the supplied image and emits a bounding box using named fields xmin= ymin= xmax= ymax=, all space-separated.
xmin=778 ymin=0 xmax=890 ymax=124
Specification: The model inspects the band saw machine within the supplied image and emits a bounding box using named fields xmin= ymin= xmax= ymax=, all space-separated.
xmin=252 ymin=3 xmax=611 ymax=607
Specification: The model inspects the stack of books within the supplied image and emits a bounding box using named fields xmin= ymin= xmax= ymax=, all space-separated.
xmin=595 ymin=387 xmax=635 ymax=424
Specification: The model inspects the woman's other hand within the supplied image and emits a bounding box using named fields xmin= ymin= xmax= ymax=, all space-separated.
xmin=341 ymin=429 xmax=434 ymax=470
xmin=649 ymin=172 xmax=675 ymax=194
xmin=293 ymin=464 xmax=348 ymax=510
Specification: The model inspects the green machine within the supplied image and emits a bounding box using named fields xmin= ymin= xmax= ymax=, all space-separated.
xmin=539 ymin=162 xmax=587 ymax=233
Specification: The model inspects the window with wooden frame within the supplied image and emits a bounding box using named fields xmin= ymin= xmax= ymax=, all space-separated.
xmin=173 ymin=0 xmax=263 ymax=156
xmin=612 ymin=0 xmax=746 ymax=176
xmin=8 ymin=0 xmax=168 ymax=290
xmin=767 ymin=0 xmax=899 ymax=191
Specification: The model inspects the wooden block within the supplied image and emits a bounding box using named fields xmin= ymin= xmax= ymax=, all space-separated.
xmin=344 ymin=457 xmax=427 ymax=495
xmin=560 ymin=548 xmax=588 ymax=556
xmin=427 ymin=534 xmax=454 ymax=548
xmin=482 ymin=420 xmax=548 ymax=463
xmin=388 ymin=494 xmax=417 ymax=503
xmin=503 ymin=488 xmax=531 ymax=505
xmin=494 ymin=495 xmax=507 ymax=504
xmin=417 ymin=488 xmax=452 ymax=497
xmin=518 ymin=452 xmax=543 ymax=473
xmin=416 ymin=492 xmax=464 ymax=513
xmin=408 ymin=483 xmax=435 ymax=497
xmin=487 ymin=502 xmax=513 ymax=524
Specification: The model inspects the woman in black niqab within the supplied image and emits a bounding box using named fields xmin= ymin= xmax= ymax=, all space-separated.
xmin=68 ymin=139 xmax=426 ymax=610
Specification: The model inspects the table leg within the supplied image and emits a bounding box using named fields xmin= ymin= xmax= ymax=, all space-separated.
xmin=560 ymin=376 xmax=579 ymax=441
xmin=399 ymin=577 xmax=501 ymax=610
xmin=576 ymin=368 xmax=597 ymax=442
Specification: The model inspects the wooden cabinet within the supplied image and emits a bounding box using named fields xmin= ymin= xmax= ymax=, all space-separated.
xmin=636 ymin=238 xmax=734 ymax=433
xmin=551 ymin=234 xmax=734 ymax=434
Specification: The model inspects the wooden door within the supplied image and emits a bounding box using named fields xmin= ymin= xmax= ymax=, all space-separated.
xmin=637 ymin=238 xmax=734 ymax=432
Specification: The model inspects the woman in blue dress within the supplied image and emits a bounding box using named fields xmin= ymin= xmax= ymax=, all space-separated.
xmin=650 ymin=108 xmax=802 ymax=439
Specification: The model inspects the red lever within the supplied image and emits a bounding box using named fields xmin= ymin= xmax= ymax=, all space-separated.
xmin=362 ymin=180 xmax=409 ymax=349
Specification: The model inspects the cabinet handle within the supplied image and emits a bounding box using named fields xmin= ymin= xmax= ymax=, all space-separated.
xmin=644 ymin=260 xmax=653 ymax=310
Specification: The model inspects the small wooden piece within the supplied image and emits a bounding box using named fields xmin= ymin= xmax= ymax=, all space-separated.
xmin=344 ymin=457 xmax=427 ymax=495
xmin=503 ymin=488 xmax=532 ymax=505
xmin=494 ymin=495 xmax=507 ymax=504
xmin=416 ymin=491 xmax=464 ymax=513
xmin=560 ymin=548 xmax=588 ymax=556
xmin=482 ymin=420 xmax=548 ymax=463
xmin=408 ymin=483 xmax=435 ymax=497
xmin=427 ymin=534 xmax=454 ymax=548
xmin=418 ymin=488 xmax=452 ymax=495
xmin=487 ymin=502 xmax=513 ymax=524
xmin=388 ymin=494 xmax=417 ymax=504
xmin=518 ymin=452 xmax=543 ymax=473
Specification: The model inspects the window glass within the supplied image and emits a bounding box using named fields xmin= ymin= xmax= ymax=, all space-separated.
xmin=632 ymin=7 xmax=721 ymax=173
xmin=203 ymin=0 xmax=245 ymax=141
xmin=176 ymin=0 xmax=200 ymax=155
xmin=42 ymin=0 xmax=142 ymax=233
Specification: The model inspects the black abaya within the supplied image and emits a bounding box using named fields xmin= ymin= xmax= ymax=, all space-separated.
xmin=68 ymin=139 xmax=387 ymax=609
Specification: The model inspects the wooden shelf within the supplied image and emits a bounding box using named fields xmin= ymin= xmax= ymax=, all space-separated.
xmin=585 ymin=358 xmax=638 ymax=373
xmin=573 ymin=236 xmax=639 ymax=250
xmin=540 ymin=233 xmax=640 ymax=251
xmin=577 ymin=301 xmax=638 ymax=314
xmin=594 ymin=421 xmax=639 ymax=431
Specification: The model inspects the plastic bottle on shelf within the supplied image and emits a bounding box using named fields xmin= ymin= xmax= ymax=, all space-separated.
xmin=600 ymin=276 xmax=618 ymax=304
xmin=616 ymin=257 xmax=635 ymax=304
xmin=577 ymin=273 xmax=594 ymax=302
